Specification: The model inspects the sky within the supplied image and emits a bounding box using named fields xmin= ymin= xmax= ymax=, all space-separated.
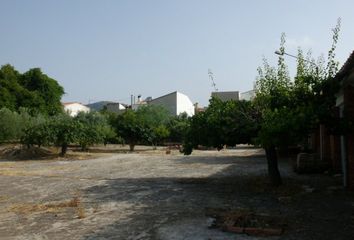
xmin=1 ymin=0 xmax=354 ymax=107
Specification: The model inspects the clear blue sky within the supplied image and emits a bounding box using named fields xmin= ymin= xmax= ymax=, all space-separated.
xmin=1 ymin=0 xmax=354 ymax=106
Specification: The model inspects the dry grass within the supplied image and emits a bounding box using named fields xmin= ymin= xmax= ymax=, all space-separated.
xmin=76 ymin=205 xmax=86 ymax=219
xmin=0 ymin=145 xmax=103 ymax=162
xmin=8 ymin=196 xmax=85 ymax=217
xmin=0 ymin=195 xmax=9 ymax=202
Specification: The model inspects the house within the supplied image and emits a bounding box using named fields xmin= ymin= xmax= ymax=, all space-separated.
xmin=309 ymin=51 xmax=354 ymax=189
xmin=332 ymin=50 xmax=354 ymax=189
xmin=131 ymin=95 xmax=148 ymax=111
xmin=62 ymin=102 xmax=90 ymax=117
xmin=240 ymin=89 xmax=256 ymax=101
xmin=211 ymin=91 xmax=239 ymax=101
xmin=104 ymin=102 xmax=127 ymax=113
xmin=148 ymin=91 xmax=195 ymax=117
xmin=86 ymin=101 xmax=115 ymax=111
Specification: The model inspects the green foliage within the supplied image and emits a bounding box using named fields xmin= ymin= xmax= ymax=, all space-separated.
xmin=254 ymin=20 xmax=342 ymax=185
xmin=21 ymin=114 xmax=79 ymax=156
xmin=255 ymin=19 xmax=341 ymax=150
xmin=136 ymin=105 xmax=170 ymax=128
xmin=183 ymin=97 xmax=259 ymax=155
xmin=47 ymin=114 xmax=81 ymax=156
xmin=113 ymin=109 xmax=150 ymax=151
xmin=112 ymin=105 xmax=172 ymax=150
xmin=0 ymin=107 xmax=34 ymax=143
xmin=166 ymin=113 xmax=190 ymax=143
xmin=74 ymin=111 xmax=115 ymax=150
xmin=326 ymin=18 xmax=341 ymax=79
xmin=0 ymin=64 xmax=64 ymax=115
xmin=151 ymin=125 xmax=170 ymax=146
xmin=22 ymin=116 xmax=51 ymax=148
xmin=136 ymin=105 xmax=171 ymax=146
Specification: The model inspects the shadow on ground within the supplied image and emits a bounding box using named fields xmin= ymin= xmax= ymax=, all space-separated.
xmin=80 ymin=157 xmax=354 ymax=240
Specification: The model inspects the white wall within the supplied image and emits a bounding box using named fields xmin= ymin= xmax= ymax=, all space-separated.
xmin=64 ymin=103 xmax=90 ymax=117
xmin=147 ymin=91 xmax=195 ymax=117
xmin=240 ymin=90 xmax=256 ymax=101
xmin=176 ymin=92 xmax=195 ymax=116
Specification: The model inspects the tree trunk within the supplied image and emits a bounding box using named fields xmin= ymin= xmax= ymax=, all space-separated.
xmin=61 ymin=143 xmax=68 ymax=157
xmin=129 ymin=143 xmax=135 ymax=152
xmin=265 ymin=146 xmax=282 ymax=186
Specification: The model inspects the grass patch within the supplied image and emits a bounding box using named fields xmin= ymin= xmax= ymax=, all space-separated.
xmin=8 ymin=196 xmax=85 ymax=217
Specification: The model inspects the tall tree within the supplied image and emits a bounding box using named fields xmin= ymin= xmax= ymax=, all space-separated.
xmin=255 ymin=19 xmax=342 ymax=186
xmin=0 ymin=65 xmax=64 ymax=115
xmin=20 ymin=68 xmax=64 ymax=115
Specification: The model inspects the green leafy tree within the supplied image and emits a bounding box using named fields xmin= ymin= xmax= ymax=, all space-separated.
xmin=22 ymin=117 xmax=51 ymax=148
xmin=0 ymin=107 xmax=34 ymax=143
xmin=151 ymin=125 xmax=170 ymax=148
xmin=0 ymin=65 xmax=25 ymax=111
xmin=166 ymin=113 xmax=190 ymax=143
xmin=255 ymin=34 xmax=292 ymax=186
xmin=113 ymin=109 xmax=149 ymax=151
xmin=74 ymin=111 xmax=115 ymax=150
xmin=136 ymin=105 xmax=171 ymax=147
xmin=183 ymin=97 xmax=259 ymax=155
xmin=48 ymin=114 xmax=81 ymax=156
xmin=255 ymin=20 xmax=341 ymax=186
xmin=20 ymin=68 xmax=64 ymax=115
xmin=0 ymin=64 xmax=64 ymax=115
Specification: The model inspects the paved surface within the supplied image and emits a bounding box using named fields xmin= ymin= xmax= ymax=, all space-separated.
xmin=0 ymin=147 xmax=353 ymax=240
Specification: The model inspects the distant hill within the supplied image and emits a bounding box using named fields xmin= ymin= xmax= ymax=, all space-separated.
xmin=86 ymin=101 xmax=114 ymax=111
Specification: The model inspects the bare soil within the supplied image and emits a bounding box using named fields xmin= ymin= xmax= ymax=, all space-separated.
xmin=0 ymin=145 xmax=353 ymax=240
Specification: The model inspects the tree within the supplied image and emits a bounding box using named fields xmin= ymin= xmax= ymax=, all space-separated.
xmin=0 ymin=64 xmax=65 ymax=115
xmin=74 ymin=111 xmax=115 ymax=150
xmin=136 ymin=105 xmax=171 ymax=147
xmin=0 ymin=107 xmax=34 ymax=143
xmin=255 ymin=19 xmax=341 ymax=186
xmin=0 ymin=65 xmax=25 ymax=111
xmin=151 ymin=125 xmax=170 ymax=148
xmin=21 ymin=116 xmax=51 ymax=148
xmin=20 ymin=68 xmax=65 ymax=115
xmin=254 ymin=33 xmax=292 ymax=186
xmin=113 ymin=109 xmax=149 ymax=151
xmin=182 ymin=97 xmax=259 ymax=155
xmin=166 ymin=113 xmax=190 ymax=143
xmin=51 ymin=114 xmax=81 ymax=156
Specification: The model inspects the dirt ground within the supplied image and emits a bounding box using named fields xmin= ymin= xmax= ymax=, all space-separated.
xmin=0 ymin=145 xmax=353 ymax=240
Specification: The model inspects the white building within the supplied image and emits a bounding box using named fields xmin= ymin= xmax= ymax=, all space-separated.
xmin=105 ymin=102 xmax=127 ymax=113
xmin=148 ymin=91 xmax=195 ymax=117
xmin=240 ymin=89 xmax=256 ymax=101
xmin=63 ymin=102 xmax=90 ymax=117
xmin=211 ymin=91 xmax=239 ymax=101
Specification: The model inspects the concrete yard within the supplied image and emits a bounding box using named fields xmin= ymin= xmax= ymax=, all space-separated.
xmin=0 ymin=146 xmax=353 ymax=240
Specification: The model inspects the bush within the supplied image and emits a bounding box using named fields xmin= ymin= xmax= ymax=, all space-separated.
xmin=0 ymin=107 xmax=34 ymax=143
xmin=75 ymin=111 xmax=116 ymax=150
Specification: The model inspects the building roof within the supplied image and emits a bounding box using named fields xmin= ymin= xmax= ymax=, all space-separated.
xmin=106 ymin=102 xmax=129 ymax=107
xmin=62 ymin=102 xmax=85 ymax=106
xmin=335 ymin=50 xmax=354 ymax=80
xmin=211 ymin=91 xmax=239 ymax=101
xmin=150 ymin=91 xmax=178 ymax=102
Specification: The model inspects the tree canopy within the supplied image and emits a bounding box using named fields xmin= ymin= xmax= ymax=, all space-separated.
xmin=0 ymin=64 xmax=64 ymax=115
xmin=182 ymin=97 xmax=259 ymax=155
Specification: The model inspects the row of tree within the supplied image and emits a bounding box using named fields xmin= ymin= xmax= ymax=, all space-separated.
xmin=0 ymin=64 xmax=190 ymax=155
xmin=0 ymin=105 xmax=189 ymax=155
xmin=111 ymin=105 xmax=189 ymax=151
